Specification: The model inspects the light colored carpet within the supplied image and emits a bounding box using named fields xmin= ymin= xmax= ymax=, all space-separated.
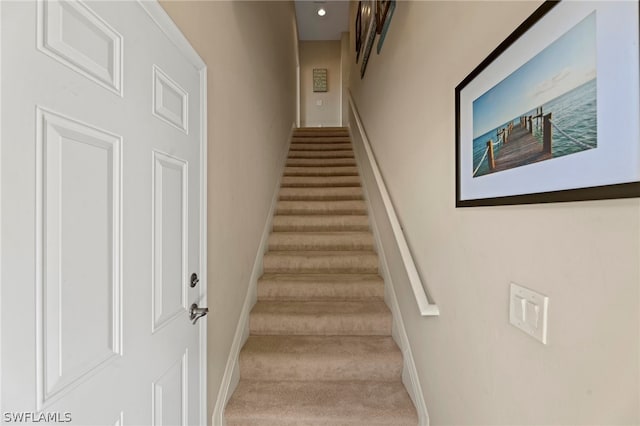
xmin=225 ymin=127 xmax=418 ymax=425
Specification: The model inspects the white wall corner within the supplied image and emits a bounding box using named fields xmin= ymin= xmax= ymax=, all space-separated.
xmin=348 ymin=118 xmax=430 ymax=426
xmin=211 ymin=123 xmax=294 ymax=426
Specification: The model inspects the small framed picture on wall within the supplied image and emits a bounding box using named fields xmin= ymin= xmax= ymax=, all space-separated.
xmin=312 ymin=68 xmax=328 ymax=92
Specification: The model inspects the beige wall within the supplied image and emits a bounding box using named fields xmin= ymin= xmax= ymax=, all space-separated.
xmin=159 ymin=1 xmax=297 ymax=422
xmin=349 ymin=1 xmax=639 ymax=424
xmin=300 ymin=40 xmax=342 ymax=127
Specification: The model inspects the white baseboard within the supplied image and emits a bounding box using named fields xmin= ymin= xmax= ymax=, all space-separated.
xmin=211 ymin=123 xmax=295 ymax=426
xmin=380 ymin=249 xmax=430 ymax=426
xmin=348 ymin=123 xmax=430 ymax=426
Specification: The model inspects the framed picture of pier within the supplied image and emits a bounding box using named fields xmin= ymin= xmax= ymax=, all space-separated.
xmin=455 ymin=1 xmax=640 ymax=207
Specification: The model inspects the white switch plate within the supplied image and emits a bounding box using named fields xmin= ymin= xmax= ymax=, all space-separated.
xmin=509 ymin=283 xmax=549 ymax=344
xmin=316 ymin=99 xmax=323 ymax=106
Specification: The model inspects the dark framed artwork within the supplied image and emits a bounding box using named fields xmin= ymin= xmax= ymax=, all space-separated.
xmin=455 ymin=1 xmax=640 ymax=207
xmin=375 ymin=0 xmax=389 ymax=32
xmin=376 ymin=0 xmax=395 ymax=53
xmin=355 ymin=1 xmax=362 ymax=63
xmin=359 ymin=0 xmax=376 ymax=78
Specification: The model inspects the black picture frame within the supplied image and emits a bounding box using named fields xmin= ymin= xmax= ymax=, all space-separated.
xmin=355 ymin=1 xmax=362 ymax=63
xmin=455 ymin=1 xmax=640 ymax=207
xmin=359 ymin=0 xmax=376 ymax=78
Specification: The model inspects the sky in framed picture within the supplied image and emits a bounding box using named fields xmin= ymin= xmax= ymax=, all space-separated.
xmin=457 ymin=1 xmax=639 ymax=205
xmin=472 ymin=12 xmax=596 ymax=177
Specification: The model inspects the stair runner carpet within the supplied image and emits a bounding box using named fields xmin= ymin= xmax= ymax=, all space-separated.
xmin=225 ymin=127 xmax=418 ymax=425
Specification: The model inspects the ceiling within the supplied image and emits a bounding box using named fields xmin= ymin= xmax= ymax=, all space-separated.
xmin=294 ymin=0 xmax=350 ymax=41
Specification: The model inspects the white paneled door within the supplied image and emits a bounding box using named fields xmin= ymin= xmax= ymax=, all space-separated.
xmin=1 ymin=1 xmax=207 ymax=425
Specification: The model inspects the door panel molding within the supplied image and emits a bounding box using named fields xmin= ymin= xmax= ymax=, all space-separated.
xmin=152 ymin=349 xmax=188 ymax=426
xmin=152 ymin=150 xmax=189 ymax=333
xmin=35 ymin=107 xmax=123 ymax=409
xmin=37 ymin=0 xmax=123 ymax=96
xmin=113 ymin=411 xmax=124 ymax=426
xmin=152 ymin=65 xmax=189 ymax=134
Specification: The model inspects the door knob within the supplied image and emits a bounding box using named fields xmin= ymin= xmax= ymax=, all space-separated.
xmin=189 ymin=303 xmax=208 ymax=324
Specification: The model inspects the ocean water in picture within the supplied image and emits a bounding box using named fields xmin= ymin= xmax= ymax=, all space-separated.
xmin=471 ymin=11 xmax=597 ymax=178
xmin=472 ymin=78 xmax=597 ymax=177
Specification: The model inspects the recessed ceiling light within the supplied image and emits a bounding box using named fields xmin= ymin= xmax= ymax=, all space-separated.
xmin=317 ymin=8 xmax=326 ymax=17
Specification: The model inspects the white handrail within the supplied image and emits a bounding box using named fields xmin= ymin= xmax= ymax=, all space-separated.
xmin=348 ymin=92 xmax=439 ymax=316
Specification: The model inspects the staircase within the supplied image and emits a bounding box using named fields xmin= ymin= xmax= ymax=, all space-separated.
xmin=224 ymin=127 xmax=418 ymax=425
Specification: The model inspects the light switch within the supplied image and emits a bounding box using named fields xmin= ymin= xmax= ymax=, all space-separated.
xmin=513 ymin=295 xmax=526 ymax=322
xmin=525 ymin=300 xmax=539 ymax=328
xmin=509 ymin=283 xmax=549 ymax=344
xmin=316 ymin=99 xmax=323 ymax=106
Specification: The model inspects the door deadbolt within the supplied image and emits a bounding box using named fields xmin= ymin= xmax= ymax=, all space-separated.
xmin=190 ymin=273 xmax=199 ymax=288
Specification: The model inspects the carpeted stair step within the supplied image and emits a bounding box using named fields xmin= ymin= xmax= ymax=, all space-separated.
xmin=289 ymin=143 xmax=352 ymax=151
xmin=288 ymin=150 xmax=354 ymax=159
xmin=258 ymin=273 xmax=384 ymax=300
xmin=276 ymin=200 xmax=366 ymax=215
xmin=279 ymin=186 xmax=362 ymax=200
xmin=284 ymin=166 xmax=359 ymax=177
xmin=293 ymin=127 xmax=349 ymax=138
xmin=293 ymin=130 xmax=349 ymax=138
xmin=281 ymin=175 xmax=361 ymax=187
xmin=286 ymin=158 xmax=356 ymax=168
xmin=238 ymin=335 xmax=402 ymax=381
xmin=291 ymin=137 xmax=352 ymax=145
xmin=225 ymin=380 xmax=418 ymax=426
xmin=268 ymin=232 xmax=374 ymax=251
xmin=249 ymin=300 xmax=391 ymax=335
xmin=271 ymin=215 xmax=370 ymax=232
xmin=263 ymin=251 xmax=378 ymax=274
xmin=294 ymin=126 xmax=347 ymax=131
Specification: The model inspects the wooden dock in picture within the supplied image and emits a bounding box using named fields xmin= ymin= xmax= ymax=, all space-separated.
xmin=493 ymin=118 xmax=551 ymax=172
xmin=477 ymin=107 xmax=554 ymax=176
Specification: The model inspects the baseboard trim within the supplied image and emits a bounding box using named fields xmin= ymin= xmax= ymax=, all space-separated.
xmin=212 ymin=122 xmax=295 ymax=426
xmin=347 ymin=118 xmax=430 ymax=426
xmin=382 ymin=255 xmax=430 ymax=426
